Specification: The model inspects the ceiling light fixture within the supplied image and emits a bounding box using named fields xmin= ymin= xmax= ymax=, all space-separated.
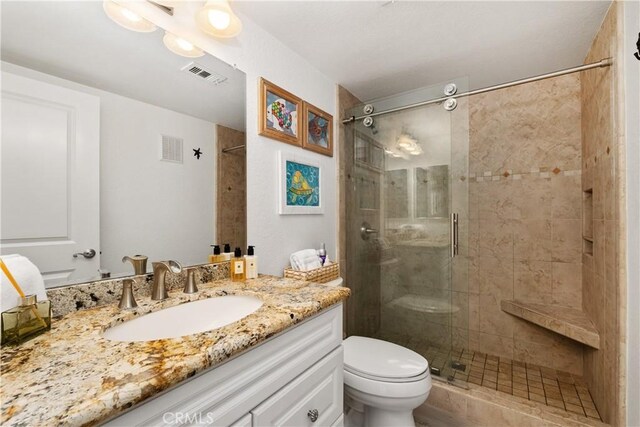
xmin=195 ymin=0 xmax=242 ymax=38
xmin=103 ymin=1 xmax=157 ymax=32
xmin=163 ymin=31 xmax=204 ymax=58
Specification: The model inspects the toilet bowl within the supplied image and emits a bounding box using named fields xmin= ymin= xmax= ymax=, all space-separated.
xmin=342 ymin=336 xmax=432 ymax=427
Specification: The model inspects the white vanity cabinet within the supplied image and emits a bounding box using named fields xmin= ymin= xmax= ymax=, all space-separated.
xmin=104 ymin=304 xmax=344 ymax=427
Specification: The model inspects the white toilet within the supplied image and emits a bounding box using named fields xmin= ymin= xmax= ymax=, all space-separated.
xmin=342 ymin=336 xmax=432 ymax=427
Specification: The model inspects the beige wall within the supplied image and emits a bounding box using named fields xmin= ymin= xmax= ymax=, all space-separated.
xmin=216 ymin=125 xmax=247 ymax=251
xmin=467 ymin=73 xmax=585 ymax=375
xmin=581 ymin=3 xmax=624 ymax=425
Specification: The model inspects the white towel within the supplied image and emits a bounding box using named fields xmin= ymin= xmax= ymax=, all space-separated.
xmin=1 ymin=254 xmax=47 ymax=312
xmin=290 ymin=249 xmax=322 ymax=271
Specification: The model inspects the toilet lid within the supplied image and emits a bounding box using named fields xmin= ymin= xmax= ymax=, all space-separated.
xmin=343 ymin=336 xmax=429 ymax=380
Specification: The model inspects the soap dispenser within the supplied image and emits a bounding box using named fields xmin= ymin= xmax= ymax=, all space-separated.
xmin=209 ymin=245 xmax=225 ymax=263
xmin=245 ymin=246 xmax=258 ymax=279
xmin=231 ymin=247 xmax=246 ymax=282
xmin=223 ymin=243 xmax=233 ymax=261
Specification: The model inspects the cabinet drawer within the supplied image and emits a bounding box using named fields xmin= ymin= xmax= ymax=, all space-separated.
xmin=252 ymin=347 xmax=343 ymax=427
xmin=232 ymin=413 xmax=252 ymax=427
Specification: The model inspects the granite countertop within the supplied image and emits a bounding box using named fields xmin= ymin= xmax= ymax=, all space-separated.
xmin=0 ymin=276 xmax=350 ymax=426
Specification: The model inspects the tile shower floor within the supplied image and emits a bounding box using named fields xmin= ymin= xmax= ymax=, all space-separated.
xmin=425 ymin=347 xmax=602 ymax=422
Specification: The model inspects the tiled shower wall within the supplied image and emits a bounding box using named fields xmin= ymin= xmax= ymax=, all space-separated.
xmin=467 ymin=73 xmax=585 ymax=375
xmin=338 ymin=85 xmax=382 ymax=337
xmin=216 ymin=125 xmax=247 ymax=251
xmin=580 ymin=3 xmax=624 ymax=424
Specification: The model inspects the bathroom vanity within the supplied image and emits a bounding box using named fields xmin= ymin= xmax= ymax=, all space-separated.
xmin=0 ymin=277 xmax=349 ymax=426
xmin=105 ymin=305 xmax=344 ymax=426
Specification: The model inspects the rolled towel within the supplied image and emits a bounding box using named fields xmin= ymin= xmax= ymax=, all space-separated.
xmin=1 ymin=254 xmax=47 ymax=312
xmin=290 ymin=249 xmax=322 ymax=271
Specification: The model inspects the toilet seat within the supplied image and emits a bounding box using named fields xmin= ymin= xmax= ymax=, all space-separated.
xmin=344 ymin=364 xmax=430 ymax=383
xmin=343 ymin=336 xmax=429 ymax=379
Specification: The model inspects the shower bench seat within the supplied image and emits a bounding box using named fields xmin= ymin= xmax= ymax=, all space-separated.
xmin=501 ymin=300 xmax=600 ymax=349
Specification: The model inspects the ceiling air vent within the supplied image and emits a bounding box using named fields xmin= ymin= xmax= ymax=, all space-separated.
xmin=181 ymin=62 xmax=228 ymax=85
xmin=160 ymin=135 xmax=183 ymax=163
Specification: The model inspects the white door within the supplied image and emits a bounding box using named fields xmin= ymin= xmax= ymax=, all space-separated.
xmin=1 ymin=71 xmax=100 ymax=287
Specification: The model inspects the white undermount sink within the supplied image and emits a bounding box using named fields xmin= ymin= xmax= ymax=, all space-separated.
xmin=103 ymin=295 xmax=263 ymax=342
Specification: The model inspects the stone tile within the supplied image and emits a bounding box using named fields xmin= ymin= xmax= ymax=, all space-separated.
xmin=510 ymin=178 xmax=552 ymax=220
xmin=478 ymin=256 xmax=514 ymax=298
xmin=529 ymin=393 xmax=546 ymax=404
xmin=565 ymin=403 xmax=585 ymax=416
xmin=476 ymin=333 xmax=514 ymax=360
xmin=551 ymin=262 xmax=582 ymax=308
xmin=551 ymin=219 xmax=582 ymax=263
xmin=551 ymin=174 xmax=582 ymax=219
xmin=514 ymin=260 xmax=553 ymax=303
xmin=478 ymin=219 xmax=514 ymax=259
xmin=547 ymin=399 xmax=565 ymax=410
xmin=513 ymin=219 xmax=552 ymax=261
xmin=479 ymin=294 xmax=515 ymax=337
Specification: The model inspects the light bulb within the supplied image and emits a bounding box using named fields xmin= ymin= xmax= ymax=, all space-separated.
xmin=175 ymin=38 xmax=194 ymax=51
xmin=120 ymin=7 xmax=141 ymax=22
xmin=208 ymin=9 xmax=231 ymax=30
xmin=162 ymin=32 xmax=204 ymax=58
xmin=103 ymin=1 xmax=157 ymax=32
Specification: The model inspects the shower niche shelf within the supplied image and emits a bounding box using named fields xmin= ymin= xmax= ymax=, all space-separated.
xmin=501 ymin=300 xmax=600 ymax=349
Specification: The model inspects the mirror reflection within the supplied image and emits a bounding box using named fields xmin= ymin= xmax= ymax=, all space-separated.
xmin=0 ymin=1 xmax=247 ymax=287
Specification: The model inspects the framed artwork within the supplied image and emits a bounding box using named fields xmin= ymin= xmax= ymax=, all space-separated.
xmin=259 ymin=78 xmax=303 ymax=146
xmin=278 ymin=151 xmax=323 ymax=215
xmin=302 ymin=102 xmax=333 ymax=157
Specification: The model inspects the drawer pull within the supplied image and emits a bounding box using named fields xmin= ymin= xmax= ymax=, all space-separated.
xmin=307 ymin=409 xmax=319 ymax=422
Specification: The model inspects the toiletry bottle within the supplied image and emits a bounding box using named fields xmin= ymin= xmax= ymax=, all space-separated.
xmin=223 ymin=243 xmax=233 ymax=261
xmin=231 ymin=247 xmax=246 ymax=281
xmin=318 ymin=243 xmax=327 ymax=266
xmin=244 ymin=246 xmax=258 ymax=279
xmin=209 ymin=245 xmax=226 ymax=263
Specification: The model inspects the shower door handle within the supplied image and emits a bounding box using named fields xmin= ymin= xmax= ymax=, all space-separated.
xmin=360 ymin=221 xmax=378 ymax=240
xmin=450 ymin=213 xmax=459 ymax=258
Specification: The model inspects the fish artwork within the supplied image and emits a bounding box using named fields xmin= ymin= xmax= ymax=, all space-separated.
xmin=266 ymin=97 xmax=297 ymax=136
xmin=285 ymin=160 xmax=320 ymax=207
xmin=308 ymin=114 xmax=328 ymax=148
xmin=289 ymin=170 xmax=314 ymax=205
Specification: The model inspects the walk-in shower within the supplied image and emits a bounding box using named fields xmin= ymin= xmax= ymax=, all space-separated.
xmin=341 ymin=57 xmax=612 ymax=421
xmin=343 ymin=77 xmax=471 ymax=385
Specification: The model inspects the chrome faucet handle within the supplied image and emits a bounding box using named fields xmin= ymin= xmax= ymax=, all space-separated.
xmin=122 ymin=255 xmax=148 ymax=275
xmin=151 ymin=260 xmax=182 ymax=300
xmin=183 ymin=268 xmax=198 ymax=294
xmin=118 ymin=279 xmax=138 ymax=310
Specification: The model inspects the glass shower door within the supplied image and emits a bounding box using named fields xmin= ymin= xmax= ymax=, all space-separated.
xmin=345 ymin=82 xmax=469 ymax=384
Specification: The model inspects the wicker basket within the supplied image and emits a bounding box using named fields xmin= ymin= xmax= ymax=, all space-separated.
xmin=284 ymin=262 xmax=340 ymax=283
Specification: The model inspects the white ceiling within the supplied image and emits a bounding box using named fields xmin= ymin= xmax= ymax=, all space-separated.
xmin=235 ymin=0 xmax=611 ymax=101
xmin=1 ymin=1 xmax=246 ymax=130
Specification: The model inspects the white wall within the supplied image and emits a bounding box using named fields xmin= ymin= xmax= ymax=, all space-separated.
xmin=623 ymin=1 xmax=640 ymax=425
xmin=2 ymin=62 xmax=216 ymax=275
xmin=126 ymin=2 xmax=338 ymax=276
xmin=99 ymin=92 xmax=216 ymax=272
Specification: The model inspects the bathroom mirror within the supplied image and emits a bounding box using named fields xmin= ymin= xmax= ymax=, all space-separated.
xmin=0 ymin=1 xmax=246 ymax=287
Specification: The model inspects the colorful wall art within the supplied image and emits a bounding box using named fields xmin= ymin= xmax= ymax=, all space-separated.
xmin=259 ymin=78 xmax=303 ymax=146
xmin=278 ymin=151 xmax=323 ymax=214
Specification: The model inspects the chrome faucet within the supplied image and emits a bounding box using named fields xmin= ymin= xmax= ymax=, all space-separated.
xmin=151 ymin=260 xmax=182 ymax=300
xmin=122 ymin=255 xmax=148 ymax=275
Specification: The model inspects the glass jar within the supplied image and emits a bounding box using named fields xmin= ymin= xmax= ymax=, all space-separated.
xmin=1 ymin=294 xmax=51 ymax=346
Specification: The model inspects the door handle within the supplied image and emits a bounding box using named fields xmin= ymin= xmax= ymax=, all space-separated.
xmin=360 ymin=221 xmax=379 ymax=240
xmin=73 ymin=249 xmax=96 ymax=259
xmin=450 ymin=213 xmax=459 ymax=258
